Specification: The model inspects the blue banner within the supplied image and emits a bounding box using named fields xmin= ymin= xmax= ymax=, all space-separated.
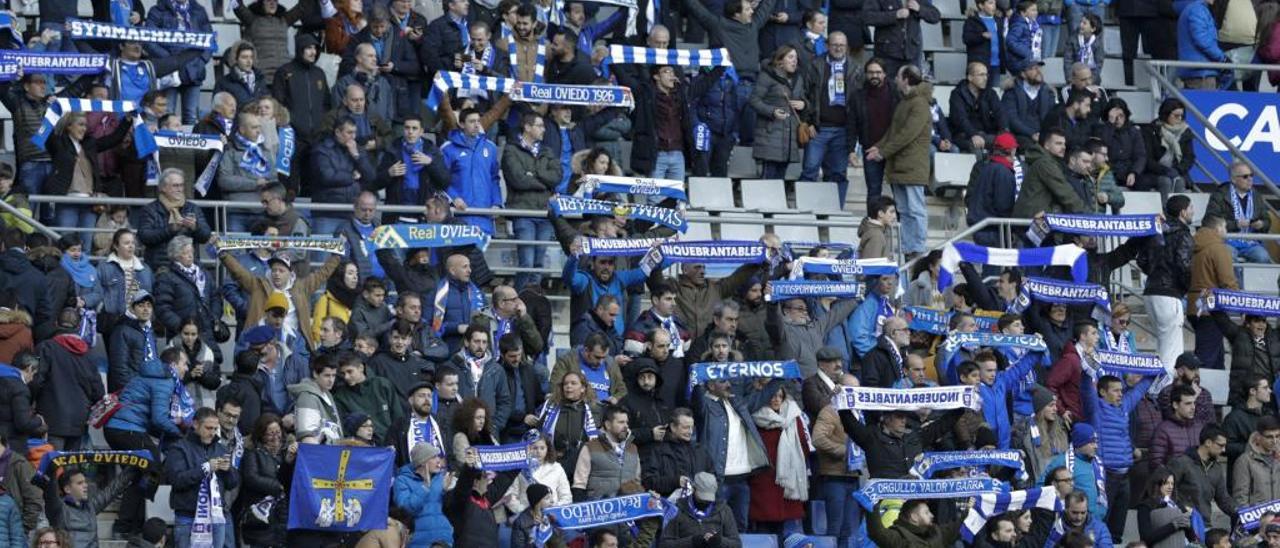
xmin=910 ymin=450 xmax=1029 ymax=482
xmin=1200 ymin=289 xmax=1280 ymax=317
xmin=790 ymin=257 xmax=899 ymax=279
xmin=854 ymin=478 xmax=1005 ymax=509
xmin=659 ymin=241 xmax=765 ymax=264
xmin=941 ymin=332 xmax=1049 ymax=354
xmin=765 ymin=280 xmax=863 ymax=301
xmin=371 ymin=223 xmax=491 ymax=250
xmin=579 ymin=236 xmax=671 ymax=256
xmin=549 ymin=195 xmax=687 ymax=233
xmin=544 ymin=493 xmax=677 ymax=530
xmin=0 ymin=62 xmax=16 ymax=82
xmin=1240 ymin=498 xmax=1280 ymax=532
xmin=0 ymin=51 xmax=109 ymax=75
xmin=904 ymin=307 xmax=999 ymax=335
xmin=1043 ymin=214 xmax=1162 ymax=237
xmin=1096 ymin=350 xmax=1166 ymax=376
xmin=832 ymin=385 xmax=981 ymax=413
xmin=288 ymin=445 xmax=393 ymax=531
xmin=1014 ymin=277 xmax=1112 ymax=325
xmin=687 ymin=360 xmax=802 ymax=397
xmin=475 ymin=442 xmax=532 ymax=472
xmin=1184 ymin=89 xmax=1276 ymax=184
xmin=510 ymin=82 xmax=635 ymax=108
xmin=66 ymin=18 xmax=217 ymax=51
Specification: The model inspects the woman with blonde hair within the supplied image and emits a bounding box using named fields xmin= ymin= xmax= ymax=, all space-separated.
xmin=47 ymin=111 xmax=131 ymax=251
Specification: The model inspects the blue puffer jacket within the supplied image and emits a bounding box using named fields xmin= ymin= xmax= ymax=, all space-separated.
xmin=106 ymin=359 xmax=183 ymax=440
xmin=1082 ymin=374 xmax=1155 ymax=471
xmin=562 ymin=259 xmax=649 ymax=335
xmin=847 ymin=292 xmax=890 ymax=358
xmin=1005 ymin=15 xmax=1040 ymax=72
xmin=693 ymin=67 xmax=741 ymax=136
xmin=0 ymin=493 xmax=22 ymax=547
xmin=980 ymin=349 xmax=1042 ymax=449
xmin=310 ymin=137 xmax=377 ymax=205
xmin=143 ymin=0 xmax=213 ymax=86
xmin=440 ymin=129 xmax=502 ymax=234
xmin=393 ymin=464 xmax=452 ymax=547
xmin=1176 ymin=0 xmax=1227 ymax=78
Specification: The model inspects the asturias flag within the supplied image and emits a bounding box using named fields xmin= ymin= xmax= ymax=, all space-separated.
xmin=287 ymin=444 xmax=394 ymax=531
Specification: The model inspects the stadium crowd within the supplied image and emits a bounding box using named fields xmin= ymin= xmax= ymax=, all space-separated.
xmin=0 ymin=0 xmax=1274 ymax=547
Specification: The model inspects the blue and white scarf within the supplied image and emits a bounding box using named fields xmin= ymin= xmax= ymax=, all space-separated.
xmin=831 ymin=385 xmax=981 ymax=415
xmin=577 ymin=174 xmax=687 ymax=201
xmin=910 ymin=450 xmax=1029 ymax=482
xmin=35 ymin=449 xmax=155 ymax=479
xmin=607 ymin=45 xmax=734 ymax=67
xmin=938 ymin=242 xmax=1087 ymax=290
xmin=961 ymin=487 xmax=1061 ymax=542
xmin=475 ymin=442 xmax=533 ymax=472
xmin=543 ymin=493 xmax=678 ymax=530
xmin=0 ymin=12 xmax=24 ymax=48
xmin=1095 ymin=350 xmax=1164 ymax=376
xmin=425 ymin=71 xmax=516 ymax=111
xmin=1232 ymin=188 xmax=1256 ymax=233
xmin=67 ymin=17 xmax=217 ymax=51
xmin=32 ymin=99 xmax=157 ymax=158
xmin=1043 ymin=213 xmax=1162 ymax=237
xmin=371 ymin=223 xmax=491 ymax=250
xmin=507 ymin=37 xmax=547 ymax=83
xmin=904 ymin=307 xmax=999 ymax=335
xmin=400 ymin=138 xmax=425 ymax=193
xmin=1014 ymin=277 xmax=1112 ymax=328
xmin=538 ymin=399 xmax=600 ymax=441
xmin=0 ymin=62 xmax=16 ymax=82
xmin=431 ymin=279 xmax=485 ymax=337
xmin=1065 ymin=443 xmax=1107 ymax=512
xmin=657 ymin=241 xmax=765 ymax=264
xmin=0 ymin=51 xmax=109 ymax=75
xmin=1199 ymin=289 xmax=1280 ymax=317
xmin=407 ymin=416 xmax=445 ymax=457
xmin=853 ymin=478 xmax=1005 ymax=510
xmin=510 ymin=82 xmax=636 ymax=108
xmin=235 ymin=133 xmax=270 ymax=178
xmin=686 ymin=360 xmax=802 ymax=398
xmin=191 ymin=467 xmax=225 ymax=548
xmin=788 ymin=257 xmax=898 ymax=279
xmin=213 ymin=235 xmax=346 ymax=255
xmin=765 ymin=280 xmax=863 ymax=301
xmin=549 ymin=195 xmax=687 ymax=232
xmin=579 ymin=236 xmax=674 ymax=256
xmin=169 ymin=362 xmax=195 ymax=426
xmin=942 ymin=332 xmax=1049 ymax=354
xmin=276 ymin=126 xmax=295 ymax=177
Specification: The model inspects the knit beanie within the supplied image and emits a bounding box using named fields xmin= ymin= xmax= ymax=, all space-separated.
xmin=1070 ymin=423 xmax=1096 ymax=449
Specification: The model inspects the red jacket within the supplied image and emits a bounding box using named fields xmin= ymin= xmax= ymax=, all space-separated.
xmin=748 ymin=420 xmax=809 ymax=522
xmin=1047 ymin=342 xmax=1086 ymax=420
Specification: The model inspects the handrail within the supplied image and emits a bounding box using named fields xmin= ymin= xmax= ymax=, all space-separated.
xmin=1145 ymin=63 xmax=1280 ymax=214
xmin=0 ymin=199 xmax=59 ymax=239
xmin=898 ymin=217 xmax=1034 ymax=274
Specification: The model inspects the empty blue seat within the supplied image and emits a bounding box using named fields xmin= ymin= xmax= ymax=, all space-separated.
xmin=809 ymin=500 xmax=828 ymax=536
xmin=742 ymin=534 xmax=780 ymax=548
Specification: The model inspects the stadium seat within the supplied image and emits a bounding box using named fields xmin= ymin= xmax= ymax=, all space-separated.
xmin=742 ymin=534 xmax=780 ymax=548
xmin=828 ymin=225 xmax=860 ymax=246
xmin=936 ymin=0 xmax=963 ymax=19
xmin=1104 ymin=26 xmax=1122 ymax=56
xmin=1202 ymin=368 xmax=1229 ymax=406
xmin=1120 ymin=191 xmax=1164 ymax=215
xmin=933 ymin=152 xmax=976 ymax=199
xmin=719 ymin=212 xmax=767 ymax=241
xmin=146 ymin=485 xmax=175 ymax=523
xmin=933 ymin=85 xmax=954 ymax=117
xmin=741 ymin=179 xmax=789 ymax=212
xmin=948 ymin=20 xmax=966 ymax=48
xmin=932 ymin=52 xmax=968 ymax=84
xmin=795 ymin=181 xmax=845 ymax=214
xmin=1116 ymin=91 xmax=1156 ymax=124
xmin=1101 ymin=61 xmax=1134 ymax=91
xmin=685 ymin=221 xmax=714 ymax=241
xmin=1242 ymin=266 xmax=1280 ymax=295
xmin=1043 ymin=58 xmax=1067 ymax=87
xmin=923 ymin=23 xmax=945 ymax=52
xmin=729 ymin=147 xmax=760 ymax=178
xmin=689 ymin=177 xmax=740 ymax=211
xmin=772 ymin=214 xmax=821 ymax=243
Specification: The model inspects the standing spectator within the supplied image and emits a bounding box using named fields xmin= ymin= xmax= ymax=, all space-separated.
xmin=613 ymin=64 xmax=694 ymax=184
xmin=104 ymin=349 xmax=187 ymax=538
xmin=748 ymin=384 xmax=809 ymax=539
xmin=572 ymin=405 xmax=641 ymax=501
xmin=1001 ymin=62 xmax=1057 ymax=149
xmin=760 ymin=0 xmax=805 ymax=61
xmin=1099 ymin=98 xmax=1147 ymax=192
xmin=552 ymin=333 xmax=627 ymax=405
xmin=867 ymin=65 xmax=931 ymax=260
xmin=340 ymin=5 xmax=423 ymax=124
xmin=502 ymin=113 xmax=562 ymax=291
xmin=949 ymin=62 xmax=1006 ymax=153
xmin=691 ymin=64 xmax=741 ymax=178
xmin=394 ymin=443 xmax=452 ymax=547
xmin=1140 ymin=196 xmax=1195 ymax=369
xmin=332 ymin=43 xmax=398 ymax=128
xmin=1007 ymin=2 xmax=1045 ymax=70
xmin=1216 ymin=0 xmax=1260 ymax=90
xmin=334 ymin=352 xmax=404 ymax=443
xmin=1042 ymin=89 xmax=1098 ymax=152
xmin=1224 ymin=375 xmax=1273 ymax=467
xmin=694 ymin=378 xmax=769 ymax=530
xmin=493 ymin=334 xmax=545 ymax=442
xmin=1041 ymin=423 xmax=1108 ymax=520
xmin=32 ymin=310 xmax=102 ymax=452
xmin=420 ymin=0 xmax=471 ymax=82
xmin=801 ymin=347 xmax=846 ymax=418
xmin=273 ymin=34 xmax=332 ymax=166
xmin=863 ymin=0 xmax=941 ymax=79
xmin=1233 ymin=416 xmax=1280 ymax=506
xmin=1150 ymin=384 xmax=1205 ymax=469
xmin=348 ymin=278 xmax=392 ymax=339
xmin=214 ymin=41 xmax=270 ymax=108
xmin=440 ymin=109 xmax=503 ymax=235
xmin=1168 ymin=424 xmax=1235 ymax=523
xmin=1206 ymin=161 xmax=1272 ymax=264
xmin=311 ymin=117 xmax=377 ymax=236
xmin=237 ymin=413 xmax=293 ymax=547
xmin=146 ymin=0 xmax=213 ymax=124
xmin=750 ymin=45 xmax=809 ymax=179
xmin=445 ymin=449 xmax=500 ymax=546
xmin=801 ymin=32 xmax=856 ymax=203
xmin=234 ymin=0 xmax=309 ymax=82
xmin=511 ymin=483 xmax=564 ymax=548
xmin=0 ymin=353 xmax=43 ymax=457
xmin=1135 ymin=467 xmax=1199 ymax=547
xmin=218 ymin=113 xmax=277 ymax=233
xmin=386 ymin=382 xmax=446 ymax=469
xmin=1116 ymin=0 xmax=1175 ymax=86
xmin=108 ymin=291 xmax=160 ymax=393
xmin=546 ymin=29 xmax=596 ymax=85
xmin=46 ymin=112 xmax=131 ymax=251
xmin=811 ymin=373 xmax=861 ymax=547
xmin=966 ymin=134 xmax=1020 ymax=246
xmin=1047 ymin=322 xmax=1101 ymax=420
xmin=1187 ymin=216 xmax=1239 ymax=370
xmin=1157 ymin=354 xmax=1216 ymax=425
xmin=848 ymin=58 xmax=896 ymax=205
xmin=1 ymin=73 xmax=53 ymax=197
xmin=137 ymin=169 xmax=212 ymax=268
xmin=451 ymin=327 xmax=511 ymax=438
xmin=685 ymin=0 xmax=781 ymax=146
xmin=290 ymin=355 xmax=343 ymax=443
xmin=1063 ymin=13 xmax=1105 ymax=84
xmin=165 ymin=407 xmax=240 ymax=548
xmin=1083 ymin=372 xmax=1159 ymax=542
xmin=963 ymin=0 xmax=1005 ymax=81
xmin=333 ymin=192 xmax=386 ymax=284
xmin=1176 ymin=0 xmax=1229 ymax=89
xmin=374 ymin=116 xmax=448 ymax=213
xmin=45 ymin=466 xmax=139 ymax=548
xmin=767 ymin=292 xmax=859 ymax=377
xmin=1222 ymin=315 xmax=1280 ymax=409
xmin=848 ymin=275 xmax=901 ymax=361
xmin=154 ymin=236 xmax=222 ymax=352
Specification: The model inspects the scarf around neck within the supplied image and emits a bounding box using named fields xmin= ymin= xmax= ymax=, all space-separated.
xmin=61 ymin=253 xmax=97 ymax=288
xmin=751 ymin=398 xmax=811 ymax=500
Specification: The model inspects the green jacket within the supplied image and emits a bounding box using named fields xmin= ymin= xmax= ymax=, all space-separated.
xmin=867 ymin=504 xmax=962 ymax=548
xmin=1011 ymin=144 xmax=1087 ymax=217
xmin=876 ymin=82 xmax=935 ymax=185
xmin=500 ymin=138 xmax=563 ymax=210
xmin=1092 ymin=169 xmax=1127 ymax=214
xmin=333 ymin=375 xmax=405 ymax=443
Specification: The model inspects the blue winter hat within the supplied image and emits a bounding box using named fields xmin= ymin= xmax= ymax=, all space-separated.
xmin=242 ymin=325 xmax=278 ymax=347
xmin=783 ymin=534 xmax=815 ymax=548
xmin=1071 ymin=423 xmax=1097 ymax=449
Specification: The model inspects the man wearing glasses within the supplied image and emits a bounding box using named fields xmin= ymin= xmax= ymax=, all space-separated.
xmin=1206 ymin=161 xmax=1273 ymax=265
xmin=1168 ymin=425 xmax=1235 ymax=524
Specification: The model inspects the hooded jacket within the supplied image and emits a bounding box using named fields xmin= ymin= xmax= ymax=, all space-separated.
xmin=213 ymin=62 xmax=271 ymax=108
xmin=393 ymin=464 xmax=452 ymax=547
xmin=234 ymin=0 xmax=307 ymax=81
xmin=107 ymin=315 xmax=157 ymax=393
xmin=106 ymin=358 xmax=183 ymax=439
xmin=32 ymin=334 xmax=103 ymax=438
xmin=289 ymin=377 xmax=343 ymax=442
xmin=219 ymin=253 xmax=342 ymax=349
xmin=1233 ymin=433 xmax=1280 ymax=506
xmin=876 ymin=82 xmax=936 ymax=185
xmin=660 ymin=495 xmax=742 ymax=546
xmin=858 ymin=220 xmax=890 ymax=260
xmin=272 ymin=34 xmax=333 ymax=141
xmin=620 ymin=361 xmax=669 ymax=455
xmin=1186 ymin=227 xmax=1240 ymax=315
xmin=0 ymin=250 xmax=46 ymax=317
xmin=46 ymin=465 xmax=137 ymax=548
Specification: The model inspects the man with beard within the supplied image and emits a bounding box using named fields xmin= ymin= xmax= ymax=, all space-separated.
xmin=847 ymin=58 xmax=896 ymax=205
xmin=848 ymin=273 xmax=899 ymax=361
xmin=643 ymin=407 xmax=715 ymax=497
xmin=494 ymin=333 xmax=543 ymax=442
xmin=563 ymin=249 xmax=651 ymax=339
xmin=547 ymin=28 xmax=595 ymax=85
xmin=1042 ymin=89 xmax=1099 ymax=151
xmin=1001 ymin=61 xmax=1057 ymax=149
xmin=687 ymin=299 xmax=763 ymax=364
xmin=339 ymin=6 xmax=422 ymax=124
xmin=620 ymin=353 xmax=669 ymax=462
xmin=484 ymin=285 xmax=544 ymax=359
xmin=368 ymin=319 xmax=434 ymax=399
xmin=1012 ymin=128 xmax=1086 ymax=218
xmin=1169 ymin=425 xmax=1235 ymax=523
xmin=420 ymin=0 xmax=470 ymax=82
xmin=685 ymin=0 xmax=780 ymax=146
xmin=570 ymin=295 xmax=625 ymax=354
xmin=387 ymin=381 xmax=447 ymax=467
xmin=450 ymin=326 xmax=511 ymax=438
xmin=573 ymin=406 xmax=641 ymax=501
xmin=867 ymin=498 xmax=962 ymax=546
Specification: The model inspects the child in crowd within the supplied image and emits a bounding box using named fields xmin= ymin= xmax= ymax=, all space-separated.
xmin=1064 ymin=13 xmax=1105 ymax=84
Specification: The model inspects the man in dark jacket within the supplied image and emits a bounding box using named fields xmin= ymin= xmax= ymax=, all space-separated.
xmin=333 ymin=192 xmax=385 ymax=283
xmin=966 ymin=133 xmax=1020 ymax=247
xmin=310 ymin=116 xmax=377 ymax=236
xmin=547 ymin=28 xmax=597 ymax=85
xmin=0 ymin=230 xmax=46 ymax=317
xmin=660 ymin=472 xmax=741 ymax=546
xmin=1169 ymin=424 xmax=1235 ymax=523
xmin=339 ymin=6 xmax=423 ymax=124
xmin=164 ymin=408 xmax=240 ymax=546
xmin=570 ymin=295 xmax=624 ymax=354
xmin=1042 ymin=88 xmax=1099 ymax=151
xmin=839 ymin=405 xmax=963 ymax=479
xmin=387 ymin=381 xmax=447 ymax=467
xmin=1011 ymin=129 xmax=1087 ymax=218
xmin=0 ymin=354 xmax=44 ymax=456
xmin=501 ymin=112 xmax=562 ymax=291
xmin=420 ymin=0 xmax=471 ymax=83
xmin=1221 ymin=313 xmax=1280 ymax=408
xmin=373 ymin=115 xmax=448 ymax=214
xmin=613 ymin=64 xmax=697 ymax=180
xmin=861 ymin=316 xmax=912 ymax=389
xmin=45 ymin=465 xmax=138 ymax=548
xmin=1223 ymin=374 xmax=1271 ymax=469
xmin=367 ymin=319 xmax=435 ymax=400
xmin=33 ymin=314 xmax=103 ymax=452
xmin=694 ymin=379 xmax=769 ymax=529
xmin=862 ymin=0 xmax=941 ymax=79
xmin=217 ymin=350 xmax=265 ymax=435
xmin=1138 ymin=195 xmax=1196 ymax=368
xmin=800 ymin=31 xmax=859 ymax=204
xmin=494 ymin=334 xmax=544 ymax=443
xmin=1 ymin=73 xmax=54 ymax=196
xmin=1000 ymin=61 xmax=1057 ymax=148
xmin=643 ymin=408 xmax=715 ymax=497
xmin=135 ymin=169 xmax=212 ymax=268
xmin=621 ymin=359 xmax=670 ymax=462
xmin=333 ymin=352 xmax=405 ymax=443
xmin=108 ymin=291 xmax=159 ymax=392
xmin=1205 ymin=161 xmax=1273 ymax=264
xmin=145 ymin=0 xmax=213 ymax=124
xmin=445 ymin=449 xmax=500 ymax=545
xmin=273 ymin=34 xmax=332 ymax=153
xmin=628 ymin=329 xmax=688 ymax=411
xmin=685 ymin=0 xmax=779 ymax=146
xmin=846 ymin=59 xmax=898 ymax=205
xmin=949 ymin=62 xmax=1006 ymax=153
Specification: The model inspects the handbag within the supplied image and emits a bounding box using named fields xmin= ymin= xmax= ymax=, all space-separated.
xmin=89 ymin=391 xmax=124 ymax=428
xmin=798 ymin=121 xmax=817 ymax=146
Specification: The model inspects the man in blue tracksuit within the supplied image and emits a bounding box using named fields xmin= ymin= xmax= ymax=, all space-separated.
xmin=440 ymin=108 xmax=503 ymax=235
xmin=1041 ymin=423 xmax=1108 ymax=526
xmin=1082 ymin=371 xmax=1163 ymax=543
xmin=964 ymin=346 xmax=1042 ymax=449
xmin=847 ymin=274 xmax=898 ymax=360
xmin=563 ymin=253 xmax=650 ymax=337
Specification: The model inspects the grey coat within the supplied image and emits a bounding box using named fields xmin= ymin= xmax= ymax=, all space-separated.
xmin=1168 ymin=450 xmax=1235 ymax=522
xmin=501 ymin=139 xmax=564 ymax=210
xmin=46 ymin=466 xmax=137 ymax=548
xmin=766 ymin=297 xmax=860 ymax=378
xmin=217 ymin=136 xmax=276 ymax=203
xmin=750 ymin=68 xmax=810 ymax=163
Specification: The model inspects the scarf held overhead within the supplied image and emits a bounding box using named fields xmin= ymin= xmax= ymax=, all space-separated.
xmin=657 ymin=241 xmax=766 ymax=264
xmin=854 ymin=478 xmax=1005 ymax=509
xmin=509 ymin=82 xmax=636 ymax=108
xmin=36 ymin=449 xmax=155 ymax=479
xmin=765 ymin=280 xmax=863 ymax=301
xmin=371 ymin=223 xmax=491 ymax=250
xmin=687 ymin=360 xmax=802 ymax=397
xmin=1014 ymin=277 xmax=1112 ymax=327
xmin=909 ymin=450 xmax=1030 ymax=482
xmin=1199 ymin=289 xmax=1280 ymax=317
xmin=0 ymin=51 xmax=109 ymax=75
xmin=1096 ymin=350 xmax=1165 ymax=376
xmin=1042 ymin=213 xmax=1162 ymax=237
xmin=939 ymin=242 xmax=1088 ymax=290
xmin=577 ymin=174 xmax=687 ymax=201
xmin=578 ymin=236 xmax=674 ymax=256
xmin=32 ymin=98 xmax=157 ymax=158
xmin=67 ymin=18 xmax=217 ymax=51
xmin=789 ymin=257 xmax=899 ymax=279
xmin=549 ymin=195 xmax=687 ymax=232
xmin=214 ymin=235 xmax=345 ymax=255
xmin=961 ymin=487 xmax=1062 ymax=542
xmin=831 ymin=385 xmax=982 ymax=413
xmin=543 ymin=493 xmax=678 ymax=530
xmin=607 ymin=45 xmax=734 ymax=67
xmin=475 ymin=442 xmax=533 ymax=472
